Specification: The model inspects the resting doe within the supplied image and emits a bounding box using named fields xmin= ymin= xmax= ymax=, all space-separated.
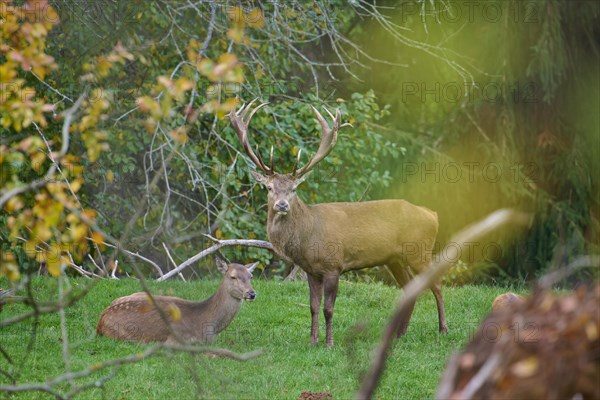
xmin=96 ymin=261 xmax=257 ymax=343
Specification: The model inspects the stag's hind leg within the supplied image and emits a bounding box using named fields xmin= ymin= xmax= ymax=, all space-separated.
xmin=431 ymin=280 xmax=448 ymax=333
xmin=408 ymin=252 xmax=448 ymax=334
xmin=387 ymin=262 xmax=417 ymax=337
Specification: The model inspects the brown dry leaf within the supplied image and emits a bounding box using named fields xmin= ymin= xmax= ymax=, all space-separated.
xmin=459 ymin=353 xmax=476 ymax=369
xmin=511 ymin=356 xmax=539 ymax=378
xmin=585 ymin=322 xmax=598 ymax=341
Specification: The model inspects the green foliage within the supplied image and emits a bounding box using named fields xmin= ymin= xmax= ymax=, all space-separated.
xmin=350 ymin=0 xmax=600 ymax=281
xmin=2 ymin=0 xmax=598 ymax=283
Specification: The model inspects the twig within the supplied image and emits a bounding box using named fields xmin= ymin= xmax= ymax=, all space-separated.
xmin=57 ymin=275 xmax=73 ymax=387
xmin=110 ymin=260 xmax=118 ymax=279
xmin=436 ymin=354 xmax=460 ymax=400
xmin=162 ymin=242 xmax=186 ymax=281
xmin=0 ymin=281 xmax=97 ymax=328
xmin=0 ymin=344 xmax=262 ymax=398
xmin=99 ymin=241 xmax=165 ymax=277
xmin=455 ymin=352 xmax=502 ymax=400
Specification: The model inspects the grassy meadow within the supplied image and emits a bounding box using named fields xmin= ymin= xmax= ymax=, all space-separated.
xmin=1 ymin=278 xmax=524 ymax=399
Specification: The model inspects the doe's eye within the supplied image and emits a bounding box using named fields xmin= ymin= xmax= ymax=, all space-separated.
xmin=267 ymin=186 xmax=273 ymax=191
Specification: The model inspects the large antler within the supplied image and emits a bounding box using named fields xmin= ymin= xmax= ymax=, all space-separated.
xmin=230 ymin=98 xmax=273 ymax=175
xmin=294 ymin=105 xmax=342 ymax=178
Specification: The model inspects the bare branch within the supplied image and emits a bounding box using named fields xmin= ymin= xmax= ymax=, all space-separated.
xmin=0 ymin=344 xmax=261 ymax=398
xmin=158 ymin=237 xmax=274 ymax=281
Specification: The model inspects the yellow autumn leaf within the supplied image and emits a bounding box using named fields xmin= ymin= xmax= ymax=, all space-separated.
xmin=46 ymin=243 xmax=62 ymax=277
xmin=4 ymin=196 xmax=24 ymax=212
xmin=227 ymin=27 xmax=245 ymax=44
xmin=136 ymin=96 xmax=160 ymax=116
xmin=1 ymin=263 xmax=20 ymax=282
xmin=90 ymin=231 xmax=104 ymax=247
xmin=175 ymin=77 xmax=194 ymax=93
xmin=81 ymin=209 xmax=97 ymax=219
xmin=71 ymin=224 xmax=88 ymax=241
xmin=24 ymin=240 xmax=38 ymax=258
xmin=95 ymin=57 xmax=112 ymax=77
xmin=144 ymin=293 xmax=156 ymax=306
xmin=30 ymin=151 xmax=46 ymax=172
xmin=70 ymin=179 xmax=82 ymax=192
xmin=246 ymin=8 xmax=265 ymax=28
xmin=170 ymin=128 xmax=189 ymax=144
xmin=227 ymin=6 xmax=244 ymax=23
xmin=45 ymin=201 xmax=64 ymax=226
xmin=34 ymin=224 xmax=52 ymax=242
xmin=167 ymin=303 xmax=182 ymax=321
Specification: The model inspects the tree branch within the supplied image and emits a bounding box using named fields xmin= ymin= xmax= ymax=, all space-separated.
xmin=158 ymin=236 xmax=274 ymax=281
xmin=0 ymin=343 xmax=262 ymax=398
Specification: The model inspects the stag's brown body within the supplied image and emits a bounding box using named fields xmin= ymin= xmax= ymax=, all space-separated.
xmin=231 ymin=99 xmax=448 ymax=346
xmin=96 ymin=262 xmax=257 ymax=343
xmin=268 ymin=198 xmax=438 ymax=275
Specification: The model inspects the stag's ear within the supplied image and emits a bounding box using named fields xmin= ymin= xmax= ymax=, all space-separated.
xmin=293 ymin=170 xmax=312 ymax=189
xmin=245 ymin=262 xmax=259 ymax=274
xmin=250 ymin=170 xmax=268 ymax=185
xmin=216 ymin=258 xmax=229 ymax=274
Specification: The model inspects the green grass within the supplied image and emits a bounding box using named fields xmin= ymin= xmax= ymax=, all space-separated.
xmin=1 ymin=278 xmax=524 ymax=399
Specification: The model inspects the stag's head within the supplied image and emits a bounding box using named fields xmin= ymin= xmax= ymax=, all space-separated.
xmin=229 ymin=99 xmax=345 ymax=216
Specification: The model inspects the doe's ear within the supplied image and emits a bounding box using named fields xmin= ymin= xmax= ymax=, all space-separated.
xmin=250 ymin=170 xmax=268 ymax=185
xmin=216 ymin=258 xmax=229 ymax=274
xmin=245 ymin=262 xmax=259 ymax=274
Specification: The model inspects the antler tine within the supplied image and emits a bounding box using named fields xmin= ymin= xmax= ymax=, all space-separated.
xmin=323 ymin=106 xmax=336 ymax=122
xmin=236 ymin=97 xmax=259 ymax=119
xmin=229 ymin=98 xmax=272 ymax=174
xmin=295 ymin=105 xmax=343 ymax=177
xmin=291 ymin=148 xmax=302 ymax=175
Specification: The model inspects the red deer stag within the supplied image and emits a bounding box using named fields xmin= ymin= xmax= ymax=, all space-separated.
xmin=96 ymin=260 xmax=257 ymax=343
xmin=230 ymin=99 xmax=448 ymax=346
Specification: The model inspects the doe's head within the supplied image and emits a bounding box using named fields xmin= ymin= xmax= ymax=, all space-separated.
xmin=216 ymin=259 xmax=258 ymax=301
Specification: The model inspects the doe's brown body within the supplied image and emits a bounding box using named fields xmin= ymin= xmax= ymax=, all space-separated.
xmin=96 ymin=262 xmax=257 ymax=343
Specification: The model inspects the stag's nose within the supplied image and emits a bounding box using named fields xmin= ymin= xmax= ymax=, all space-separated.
xmin=274 ymin=201 xmax=289 ymax=214
xmin=246 ymin=290 xmax=256 ymax=301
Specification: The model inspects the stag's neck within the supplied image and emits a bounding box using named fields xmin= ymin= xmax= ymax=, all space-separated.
xmin=193 ymin=281 xmax=242 ymax=334
xmin=267 ymin=197 xmax=315 ymax=261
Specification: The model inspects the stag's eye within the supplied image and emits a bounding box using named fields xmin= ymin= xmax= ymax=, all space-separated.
xmin=267 ymin=186 xmax=273 ymax=191
xmin=230 ymin=275 xmax=237 ymax=280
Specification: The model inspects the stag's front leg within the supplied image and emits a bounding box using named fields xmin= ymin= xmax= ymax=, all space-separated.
xmin=307 ymin=273 xmax=323 ymax=345
xmin=323 ymin=274 xmax=339 ymax=347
